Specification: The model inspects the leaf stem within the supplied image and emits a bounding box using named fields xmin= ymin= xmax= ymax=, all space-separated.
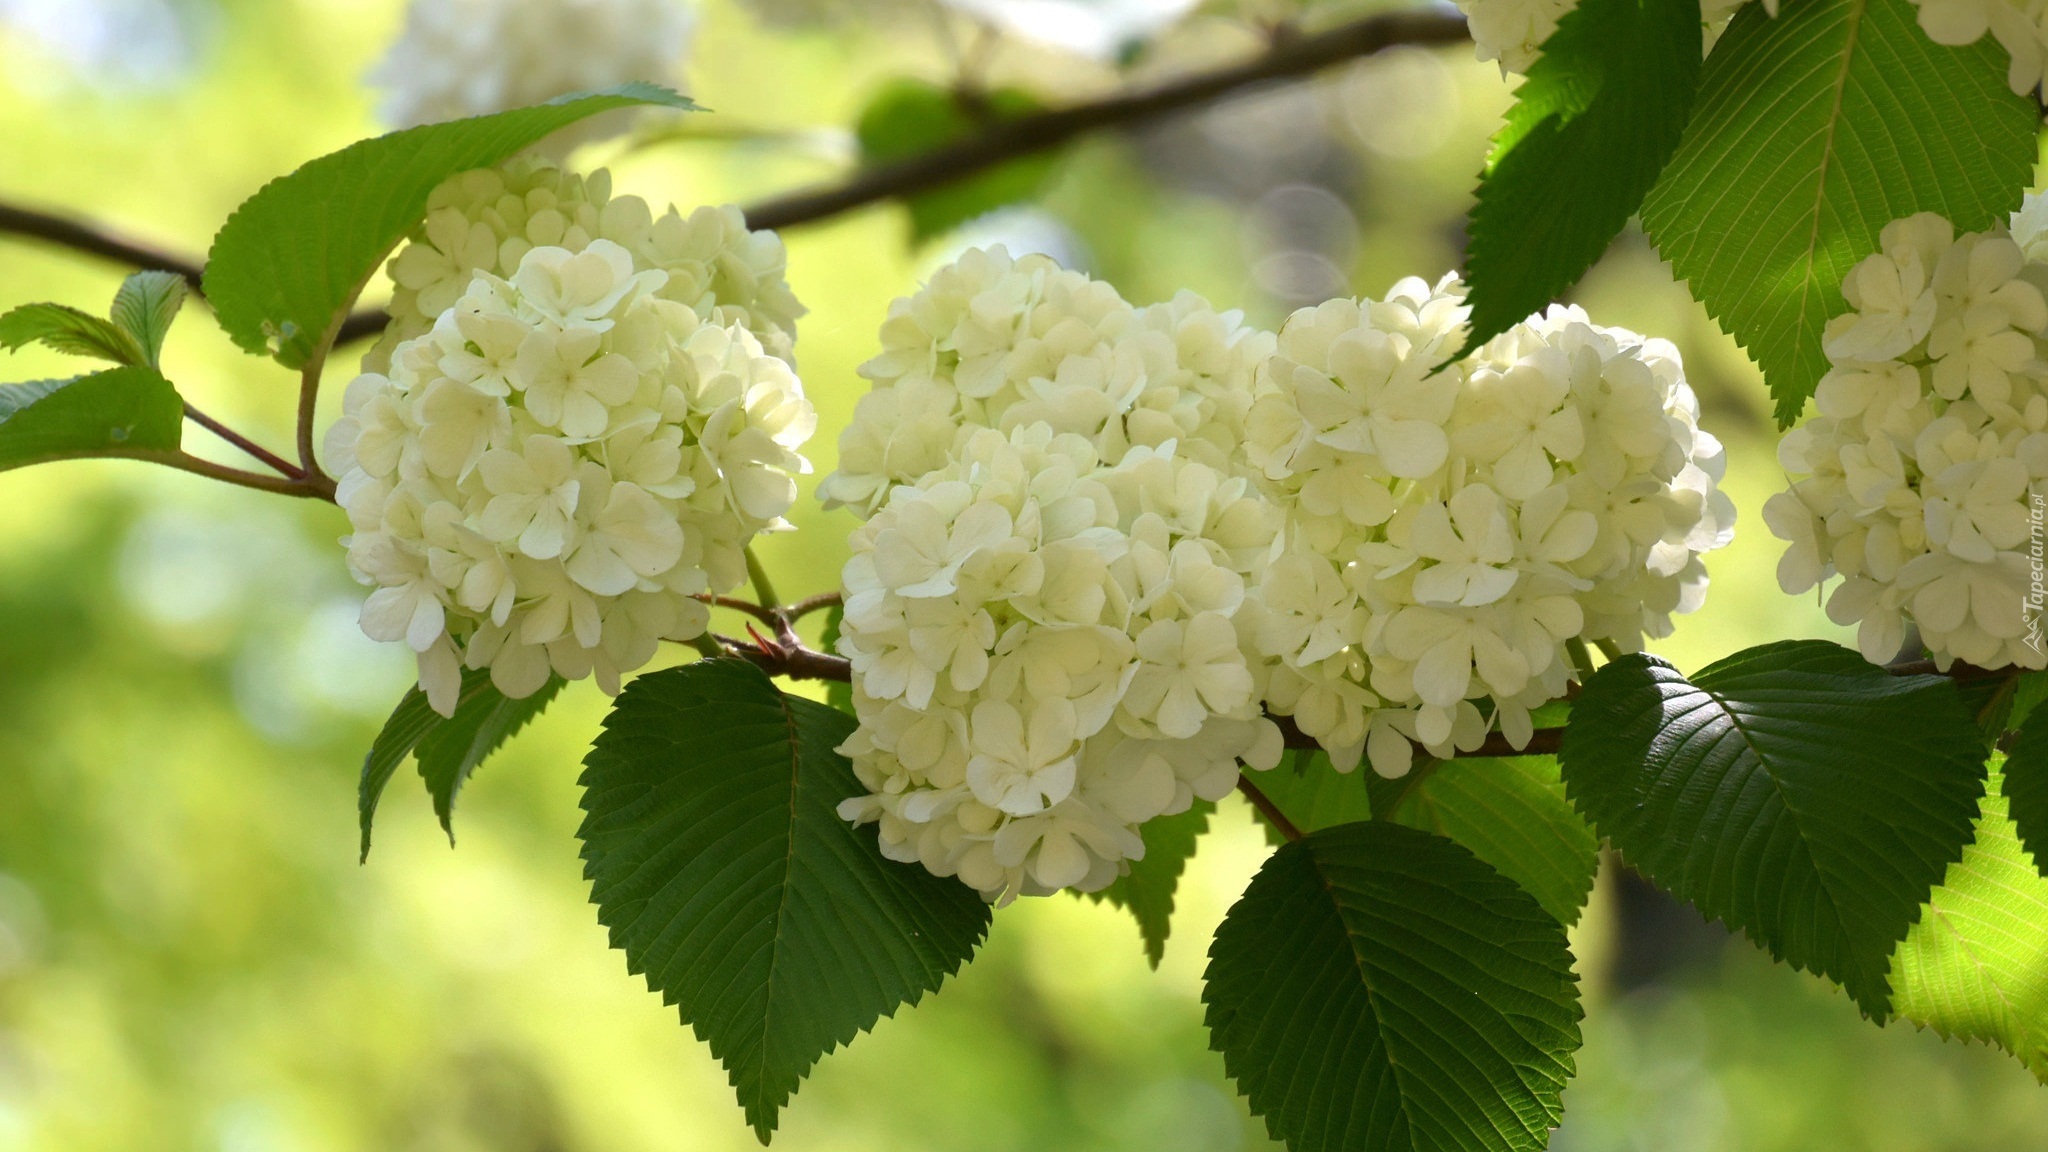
xmin=787 ymin=591 xmax=843 ymax=622
xmin=1566 ymin=636 xmax=1599 ymax=684
xmin=182 ymin=402 xmax=302 ymax=478
xmin=1237 ymin=774 xmax=1303 ymax=842
xmin=743 ymin=545 xmax=782 ymax=615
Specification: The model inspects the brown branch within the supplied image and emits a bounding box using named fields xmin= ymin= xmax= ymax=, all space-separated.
xmin=0 ymin=203 xmax=205 ymax=287
xmin=787 ymin=591 xmax=843 ymax=622
xmin=741 ymin=8 xmax=1472 ymax=231
xmin=1237 ymin=775 xmax=1303 ymax=842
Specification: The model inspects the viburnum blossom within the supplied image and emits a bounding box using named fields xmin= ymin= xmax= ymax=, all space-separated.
xmin=1456 ymin=0 xmax=1754 ymax=72
xmin=825 ymin=248 xmax=1284 ymax=902
xmin=368 ymin=160 xmax=803 ymax=376
xmin=1765 ymin=205 xmax=2048 ymax=671
xmin=1247 ymin=277 xmax=1734 ymax=778
xmin=370 ymin=0 xmax=694 ymax=131
xmin=330 ymin=238 xmax=815 ymax=716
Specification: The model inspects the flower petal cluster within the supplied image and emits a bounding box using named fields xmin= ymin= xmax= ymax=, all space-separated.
xmin=1248 ymin=277 xmax=1734 ymax=777
xmin=331 ymin=238 xmax=815 ymax=715
xmin=369 ymin=160 xmax=802 ymax=377
xmin=825 ymin=248 xmax=1283 ymax=902
xmin=370 ymin=0 xmax=694 ymax=130
xmin=1765 ymin=206 xmax=2048 ymax=670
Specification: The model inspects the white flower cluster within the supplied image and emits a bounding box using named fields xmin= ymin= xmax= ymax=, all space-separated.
xmin=1908 ymin=0 xmax=2047 ymax=94
xmin=1765 ymin=205 xmax=2048 ymax=671
xmin=1456 ymin=0 xmax=1752 ymax=73
xmin=1247 ymin=280 xmax=1734 ymax=778
xmin=369 ymin=160 xmax=802 ymax=377
xmin=370 ymin=0 xmax=694 ymax=131
xmin=332 ymin=238 xmax=815 ymax=716
xmin=824 ymin=247 xmax=1285 ymax=902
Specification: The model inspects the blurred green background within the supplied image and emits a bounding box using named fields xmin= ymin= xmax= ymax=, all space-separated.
xmin=0 ymin=1 xmax=2044 ymax=1148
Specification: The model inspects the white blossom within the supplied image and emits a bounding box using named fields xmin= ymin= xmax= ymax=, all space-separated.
xmin=1766 ymin=204 xmax=2048 ymax=672
xmin=1907 ymin=0 xmax=2048 ymax=94
xmin=370 ymin=0 xmax=693 ymax=137
xmin=331 ymin=237 xmax=814 ymax=715
xmin=828 ymin=249 xmax=1283 ymax=902
xmin=1457 ymin=0 xmax=1754 ymax=73
xmin=368 ymin=159 xmax=803 ymax=378
xmin=1248 ymin=275 xmax=1734 ymax=778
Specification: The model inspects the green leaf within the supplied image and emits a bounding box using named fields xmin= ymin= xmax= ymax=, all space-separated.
xmin=818 ymin=602 xmax=853 ymax=716
xmin=1640 ymin=0 xmax=2036 ymax=423
xmin=357 ymin=668 xmax=565 ymax=861
xmin=1244 ymin=750 xmax=1375 ymax=847
xmin=1380 ymin=755 xmax=1600 ymax=926
xmin=1204 ymin=821 xmax=1582 ymax=1152
xmin=2000 ymin=700 xmax=2048 ymax=879
xmin=1089 ymin=799 xmax=1213 ymax=968
xmin=109 ymin=271 xmax=188 ymax=368
xmin=1891 ymin=762 xmax=2048 ymax=1081
xmin=204 ymin=84 xmax=698 ymax=368
xmin=0 ymin=367 xmax=183 ymax=472
xmin=855 ymin=80 xmax=1058 ymax=243
xmin=1460 ymin=0 xmax=1700 ymax=354
xmin=1560 ymin=639 xmax=1989 ymax=1016
xmin=578 ymin=658 xmax=990 ymax=1141
xmin=0 ymin=303 xmax=146 ymax=367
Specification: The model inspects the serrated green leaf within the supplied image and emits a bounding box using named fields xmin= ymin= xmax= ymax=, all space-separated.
xmin=2000 ymin=700 xmax=2048 ymax=879
xmin=578 ymin=658 xmax=990 ymax=1141
xmin=855 ymin=79 xmax=1058 ymax=243
xmin=1640 ymin=0 xmax=2035 ymax=424
xmin=1205 ymin=821 xmax=1582 ymax=1152
xmin=109 ymin=270 xmax=188 ymax=368
xmin=1244 ymin=750 xmax=1376 ymax=847
xmin=1460 ymin=0 xmax=1700 ymax=354
xmin=1089 ymin=799 xmax=1212 ymax=968
xmin=1560 ymin=639 xmax=1988 ymax=1017
xmin=357 ymin=668 xmax=565 ymax=861
xmin=1891 ymin=762 xmax=2048 ymax=1081
xmin=0 ymin=303 xmax=146 ymax=367
xmin=1382 ymin=755 xmax=1600 ymax=926
xmin=204 ymin=84 xmax=697 ymax=368
xmin=0 ymin=367 xmax=182 ymax=472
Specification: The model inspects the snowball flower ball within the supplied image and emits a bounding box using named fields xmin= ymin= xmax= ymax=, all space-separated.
xmin=834 ymin=428 xmax=1283 ymax=904
xmin=1765 ymin=205 xmax=2048 ymax=671
xmin=1456 ymin=0 xmax=1753 ymax=73
xmin=330 ymin=239 xmax=816 ymax=715
xmin=825 ymin=247 xmax=1284 ymax=902
xmin=371 ymin=0 xmax=694 ymax=131
xmin=369 ymin=160 xmax=802 ymax=377
xmin=1248 ymin=277 xmax=1734 ymax=777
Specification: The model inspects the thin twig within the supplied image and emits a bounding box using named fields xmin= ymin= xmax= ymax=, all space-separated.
xmin=182 ymin=403 xmax=302 ymax=478
xmin=0 ymin=203 xmax=205 ymax=287
xmin=1237 ymin=774 xmax=1302 ymax=842
xmin=741 ymin=7 xmax=1470 ymax=231
xmin=787 ymin=591 xmax=843 ymax=622
xmin=74 ymin=448 xmax=336 ymax=499
xmin=696 ymin=594 xmax=783 ymax=629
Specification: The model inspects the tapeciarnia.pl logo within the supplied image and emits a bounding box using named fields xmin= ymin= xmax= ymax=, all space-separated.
xmin=2029 ymin=493 xmax=2046 ymax=656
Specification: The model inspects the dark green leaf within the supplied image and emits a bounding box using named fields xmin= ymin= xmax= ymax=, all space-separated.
xmin=0 ymin=303 xmax=145 ymax=366
xmin=1205 ymin=821 xmax=1582 ymax=1152
xmin=578 ymin=658 xmax=989 ymax=1141
xmin=0 ymin=368 xmax=182 ymax=472
xmin=2001 ymin=700 xmax=2048 ymax=879
xmin=1244 ymin=750 xmax=1375 ymax=847
xmin=109 ymin=271 xmax=188 ymax=368
xmin=856 ymin=80 xmax=1058 ymax=243
xmin=1460 ymin=0 xmax=1700 ymax=354
xmin=204 ymin=84 xmax=698 ymax=368
xmin=357 ymin=668 xmax=565 ymax=861
xmin=1560 ymin=639 xmax=1988 ymax=1016
xmin=1381 ymin=755 xmax=1600 ymax=926
xmin=1640 ymin=0 xmax=2036 ymax=423
xmin=1890 ymin=761 xmax=2048 ymax=1081
xmin=1089 ymin=799 xmax=1213 ymax=968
